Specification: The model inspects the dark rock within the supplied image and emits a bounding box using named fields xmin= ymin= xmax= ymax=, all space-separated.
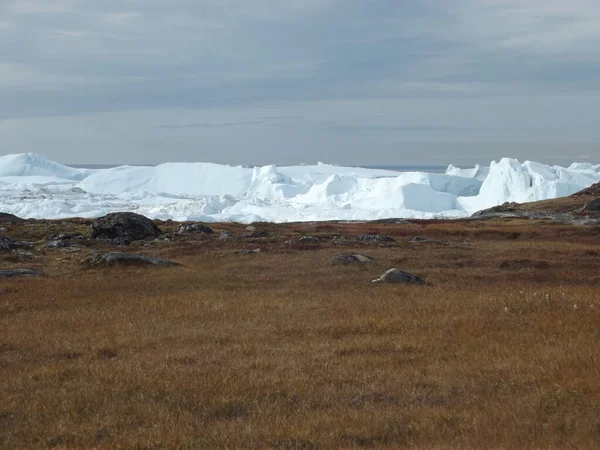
xmin=90 ymin=212 xmax=162 ymax=242
xmin=87 ymin=251 xmax=180 ymax=267
xmin=177 ymin=223 xmax=214 ymax=235
xmin=110 ymin=237 xmax=132 ymax=246
xmin=357 ymin=234 xmax=395 ymax=243
xmin=471 ymin=203 xmax=520 ymax=217
xmin=299 ymin=235 xmax=320 ymax=244
xmin=0 ymin=236 xmax=29 ymax=252
xmin=329 ymin=254 xmax=375 ymax=265
xmin=580 ymin=198 xmax=600 ymax=212
xmin=372 ymin=268 xmax=425 ymax=285
xmin=0 ymin=213 xmax=24 ymax=223
xmin=0 ymin=268 xmax=43 ymax=278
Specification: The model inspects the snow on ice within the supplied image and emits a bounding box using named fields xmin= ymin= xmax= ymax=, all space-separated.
xmin=0 ymin=152 xmax=598 ymax=223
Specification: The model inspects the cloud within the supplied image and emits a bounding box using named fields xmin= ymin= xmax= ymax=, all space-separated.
xmin=0 ymin=0 xmax=599 ymax=164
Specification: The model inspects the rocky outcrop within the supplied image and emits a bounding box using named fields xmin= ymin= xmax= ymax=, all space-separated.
xmin=0 ymin=236 xmax=29 ymax=252
xmin=177 ymin=223 xmax=214 ymax=234
xmin=371 ymin=268 xmax=425 ymax=285
xmin=0 ymin=213 xmax=24 ymax=223
xmin=357 ymin=234 xmax=395 ymax=243
xmin=580 ymin=198 xmax=600 ymax=212
xmin=90 ymin=212 xmax=162 ymax=242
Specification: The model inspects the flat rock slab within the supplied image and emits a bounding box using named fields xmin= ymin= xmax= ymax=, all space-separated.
xmin=372 ymin=268 xmax=425 ymax=285
xmin=329 ymin=254 xmax=376 ymax=265
xmin=87 ymin=252 xmax=181 ymax=267
xmin=0 ymin=268 xmax=43 ymax=278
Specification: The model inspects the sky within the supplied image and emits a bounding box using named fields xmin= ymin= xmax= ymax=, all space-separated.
xmin=1 ymin=0 xmax=600 ymax=166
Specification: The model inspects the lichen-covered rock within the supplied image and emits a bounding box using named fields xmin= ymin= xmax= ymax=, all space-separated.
xmin=371 ymin=268 xmax=425 ymax=285
xmin=91 ymin=212 xmax=162 ymax=241
xmin=0 ymin=236 xmax=29 ymax=252
xmin=177 ymin=223 xmax=214 ymax=234
xmin=357 ymin=234 xmax=395 ymax=243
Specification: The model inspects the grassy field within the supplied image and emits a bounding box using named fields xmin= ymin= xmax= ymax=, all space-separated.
xmin=1 ymin=218 xmax=600 ymax=449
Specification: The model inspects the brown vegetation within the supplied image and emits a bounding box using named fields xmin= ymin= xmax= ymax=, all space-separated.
xmin=1 ymin=217 xmax=600 ymax=448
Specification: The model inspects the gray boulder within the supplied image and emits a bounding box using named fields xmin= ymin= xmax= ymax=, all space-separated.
xmin=90 ymin=212 xmax=162 ymax=241
xmin=87 ymin=251 xmax=180 ymax=267
xmin=299 ymin=235 xmax=320 ymax=244
xmin=357 ymin=234 xmax=395 ymax=243
xmin=329 ymin=254 xmax=376 ymax=265
xmin=177 ymin=223 xmax=214 ymax=234
xmin=0 ymin=268 xmax=43 ymax=278
xmin=0 ymin=236 xmax=29 ymax=252
xmin=372 ymin=268 xmax=425 ymax=285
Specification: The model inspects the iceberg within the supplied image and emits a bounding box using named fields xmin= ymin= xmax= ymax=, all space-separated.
xmin=0 ymin=152 xmax=598 ymax=222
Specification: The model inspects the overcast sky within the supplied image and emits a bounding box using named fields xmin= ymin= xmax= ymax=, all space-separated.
xmin=1 ymin=0 xmax=600 ymax=166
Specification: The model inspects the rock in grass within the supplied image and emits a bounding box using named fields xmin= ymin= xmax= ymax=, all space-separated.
xmin=177 ymin=223 xmax=214 ymax=235
xmin=299 ymin=235 xmax=320 ymax=244
xmin=0 ymin=268 xmax=43 ymax=278
xmin=371 ymin=268 xmax=425 ymax=285
xmin=91 ymin=212 xmax=162 ymax=242
xmin=329 ymin=254 xmax=376 ymax=265
xmin=0 ymin=236 xmax=29 ymax=252
xmin=357 ymin=234 xmax=395 ymax=243
xmin=236 ymin=248 xmax=261 ymax=255
xmin=87 ymin=252 xmax=180 ymax=267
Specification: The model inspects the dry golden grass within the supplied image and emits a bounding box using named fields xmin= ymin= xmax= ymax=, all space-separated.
xmin=1 ymin=218 xmax=600 ymax=449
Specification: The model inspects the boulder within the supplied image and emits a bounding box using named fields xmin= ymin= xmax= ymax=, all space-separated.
xmin=329 ymin=254 xmax=375 ymax=265
xmin=177 ymin=223 xmax=214 ymax=234
xmin=0 ymin=268 xmax=43 ymax=278
xmin=90 ymin=212 xmax=162 ymax=241
xmin=0 ymin=236 xmax=29 ymax=252
xmin=371 ymin=268 xmax=425 ymax=285
xmin=87 ymin=251 xmax=180 ymax=267
xmin=299 ymin=235 xmax=320 ymax=244
xmin=357 ymin=234 xmax=395 ymax=243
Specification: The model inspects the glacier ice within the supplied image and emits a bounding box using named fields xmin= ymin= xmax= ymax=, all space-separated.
xmin=0 ymin=152 xmax=598 ymax=223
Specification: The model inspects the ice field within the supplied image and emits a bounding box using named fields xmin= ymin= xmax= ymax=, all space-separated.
xmin=1 ymin=153 xmax=599 ymax=223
